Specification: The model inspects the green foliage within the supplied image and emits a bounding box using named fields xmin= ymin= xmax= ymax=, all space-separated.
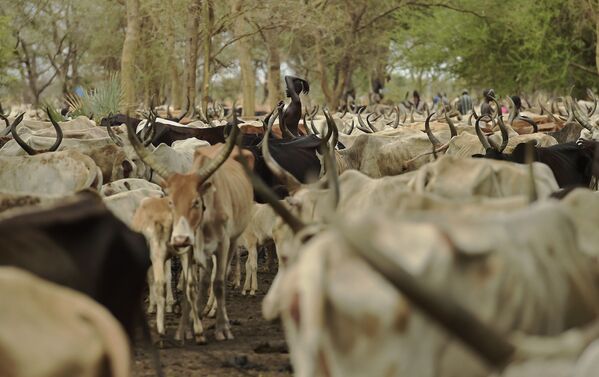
xmin=65 ymin=74 xmax=123 ymax=120
xmin=393 ymin=0 xmax=599 ymax=96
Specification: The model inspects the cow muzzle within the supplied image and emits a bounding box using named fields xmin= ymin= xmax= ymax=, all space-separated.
xmin=171 ymin=217 xmax=194 ymax=248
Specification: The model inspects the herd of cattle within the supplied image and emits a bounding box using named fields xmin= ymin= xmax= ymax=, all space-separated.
xmin=1 ymin=91 xmax=599 ymax=377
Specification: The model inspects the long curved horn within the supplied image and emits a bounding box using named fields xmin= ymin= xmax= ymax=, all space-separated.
xmin=106 ymin=116 xmax=124 ymax=147
xmin=125 ymin=115 xmax=174 ymax=180
xmin=356 ymin=108 xmax=373 ymax=133
xmin=497 ymin=115 xmax=509 ymax=152
xmin=322 ymin=107 xmax=340 ymax=210
xmin=309 ymin=114 xmax=320 ymax=135
xmin=0 ymin=114 xmax=11 ymax=137
xmin=475 ymin=115 xmax=493 ymax=150
xmin=236 ymin=144 xmax=306 ymax=234
xmin=141 ymin=110 xmax=157 ymax=147
xmin=425 ymin=112 xmax=441 ymax=148
xmin=343 ymin=119 xmax=355 ymax=135
xmin=570 ymin=97 xmax=594 ymax=131
xmin=506 ymin=96 xmax=518 ymax=124
xmin=11 ymin=109 xmax=62 ymax=155
xmin=366 ymin=113 xmax=379 ymax=132
xmin=277 ymin=102 xmax=295 ymax=139
xmin=195 ymin=116 xmax=240 ymax=182
xmin=516 ymin=116 xmax=538 ymax=133
xmin=3 ymin=112 xmax=23 ymax=139
xmin=444 ymin=110 xmax=457 ymax=138
xmin=44 ymin=109 xmax=63 ymax=152
xmin=309 ymin=104 xmax=319 ymax=118
xmin=392 ymin=106 xmax=400 ymax=128
xmin=538 ymin=100 xmax=557 ymax=122
xmin=586 ymin=89 xmax=597 ymax=117
xmin=302 ymin=113 xmax=313 ymax=135
xmin=339 ymin=104 xmax=347 ymax=119
xmin=175 ymin=96 xmax=191 ymax=122
xmin=263 ymin=108 xmax=302 ymax=193
xmin=490 ymin=97 xmax=509 ymax=152
xmin=467 ymin=108 xmax=478 ymax=126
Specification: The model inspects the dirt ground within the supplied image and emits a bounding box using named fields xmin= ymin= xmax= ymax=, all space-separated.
xmin=133 ymin=254 xmax=292 ymax=377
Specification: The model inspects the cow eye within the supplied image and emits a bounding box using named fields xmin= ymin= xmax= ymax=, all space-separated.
xmin=192 ymin=199 xmax=201 ymax=208
xmin=168 ymin=199 xmax=174 ymax=208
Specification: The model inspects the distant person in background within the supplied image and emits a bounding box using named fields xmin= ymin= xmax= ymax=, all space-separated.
xmin=480 ymin=88 xmax=496 ymax=117
xmin=458 ymin=90 xmax=473 ymax=115
xmin=433 ymin=92 xmax=442 ymax=107
xmin=412 ymin=90 xmax=422 ymax=111
xmin=282 ymin=75 xmax=309 ymax=137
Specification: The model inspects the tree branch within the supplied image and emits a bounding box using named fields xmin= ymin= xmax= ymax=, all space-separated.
xmin=570 ymin=61 xmax=599 ymax=76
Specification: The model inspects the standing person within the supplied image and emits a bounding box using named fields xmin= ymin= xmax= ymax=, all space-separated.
xmin=458 ymin=90 xmax=473 ymax=115
xmin=480 ymin=88 xmax=496 ymax=117
xmin=282 ymin=75 xmax=309 ymax=137
xmin=412 ymin=90 xmax=422 ymax=111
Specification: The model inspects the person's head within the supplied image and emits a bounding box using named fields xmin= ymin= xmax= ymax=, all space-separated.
xmin=413 ymin=90 xmax=420 ymax=99
xmin=462 ymin=90 xmax=469 ymax=96
xmin=483 ymin=88 xmax=495 ymax=101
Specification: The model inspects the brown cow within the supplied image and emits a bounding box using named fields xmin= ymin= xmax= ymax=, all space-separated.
xmin=126 ymin=119 xmax=254 ymax=343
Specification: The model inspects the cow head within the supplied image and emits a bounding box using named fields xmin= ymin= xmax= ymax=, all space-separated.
xmin=471 ymin=104 xmax=510 ymax=159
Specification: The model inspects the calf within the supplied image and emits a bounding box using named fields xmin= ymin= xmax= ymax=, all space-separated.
xmin=132 ymin=196 xmax=176 ymax=338
xmin=237 ymin=203 xmax=277 ymax=296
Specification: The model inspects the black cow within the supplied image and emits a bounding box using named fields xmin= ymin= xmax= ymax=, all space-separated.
xmin=101 ymin=113 xmax=230 ymax=146
xmin=245 ymin=134 xmax=323 ymax=201
xmin=473 ymin=141 xmax=597 ymax=188
xmin=0 ymin=191 xmax=150 ymax=339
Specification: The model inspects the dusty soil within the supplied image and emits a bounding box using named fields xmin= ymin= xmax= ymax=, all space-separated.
xmin=133 ymin=254 xmax=292 ymax=377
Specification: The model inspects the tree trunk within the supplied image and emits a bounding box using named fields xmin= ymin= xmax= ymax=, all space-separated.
xmin=316 ymin=41 xmax=351 ymax=109
xmin=184 ymin=0 xmax=201 ymax=111
xmin=121 ymin=0 xmax=141 ymax=113
xmin=201 ymin=0 xmax=214 ymax=116
xmin=265 ymin=29 xmax=282 ymax=110
xmin=596 ymin=8 xmax=599 ymax=75
xmin=165 ymin=0 xmax=182 ymax=109
xmin=233 ymin=0 xmax=255 ymax=116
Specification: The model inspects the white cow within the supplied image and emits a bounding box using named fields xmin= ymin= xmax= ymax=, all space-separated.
xmin=0 ymin=266 xmax=130 ymax=377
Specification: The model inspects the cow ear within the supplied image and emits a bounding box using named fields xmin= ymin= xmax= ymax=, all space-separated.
xmin=197 ymin=181 xmax=213 ymax=194
xmin=232 ymin=148 xmax=255 ymax=170
xmin=122 ymin=160 xmax=133 ymax=178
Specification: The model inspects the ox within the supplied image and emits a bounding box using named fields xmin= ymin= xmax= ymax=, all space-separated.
xmin=0 ymin=191 xmax=150 ymax=338
xmin=471 ymin=115 xmax=597 ymax=188
xmin=0 ymin=267 xmax=131 ymax=377
xmin=126 ymin=117 xmax=254 ymax=343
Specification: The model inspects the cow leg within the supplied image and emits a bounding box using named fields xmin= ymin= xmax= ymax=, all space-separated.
xmin=233 ymin=248 xmax=241 ymax=289
xmin=165 ymin=259 xmax=175 ymax=313
xmin=202 ymin=255 xmax=217 ymax=318
xmin=151 ymin=258 xmax=167 ymax=337
xmin=175 ymin=250 xmax=203 ymax=343
xmin=146 ymin=267 xmax=156 ymax=314
xmin=243 ymin=242 xmax=258 ymax=296
xmin=266 ymin=241 xmax=277 ymax=273
xmin=214 ymin=238 xmax=234 ymax=341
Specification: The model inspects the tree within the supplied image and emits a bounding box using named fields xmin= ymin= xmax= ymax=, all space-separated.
xmin=121 ymin=0 xmax=140 ymax=112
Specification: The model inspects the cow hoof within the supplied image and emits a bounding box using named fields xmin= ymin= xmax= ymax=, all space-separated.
xmin=185 ymin=330 xmax=194 ymax=340
xmin=166 ymin=305 xmax=173 ymax=313
xmin=195 ymin=335 xmax=207 ymax=345
xmin=147 ymin=306 xmax=156 ymax=314
xmin=249 ymin=290 xmax=256 ymax=296
xmin=241 ymin=290 xmax=247 ymax=296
